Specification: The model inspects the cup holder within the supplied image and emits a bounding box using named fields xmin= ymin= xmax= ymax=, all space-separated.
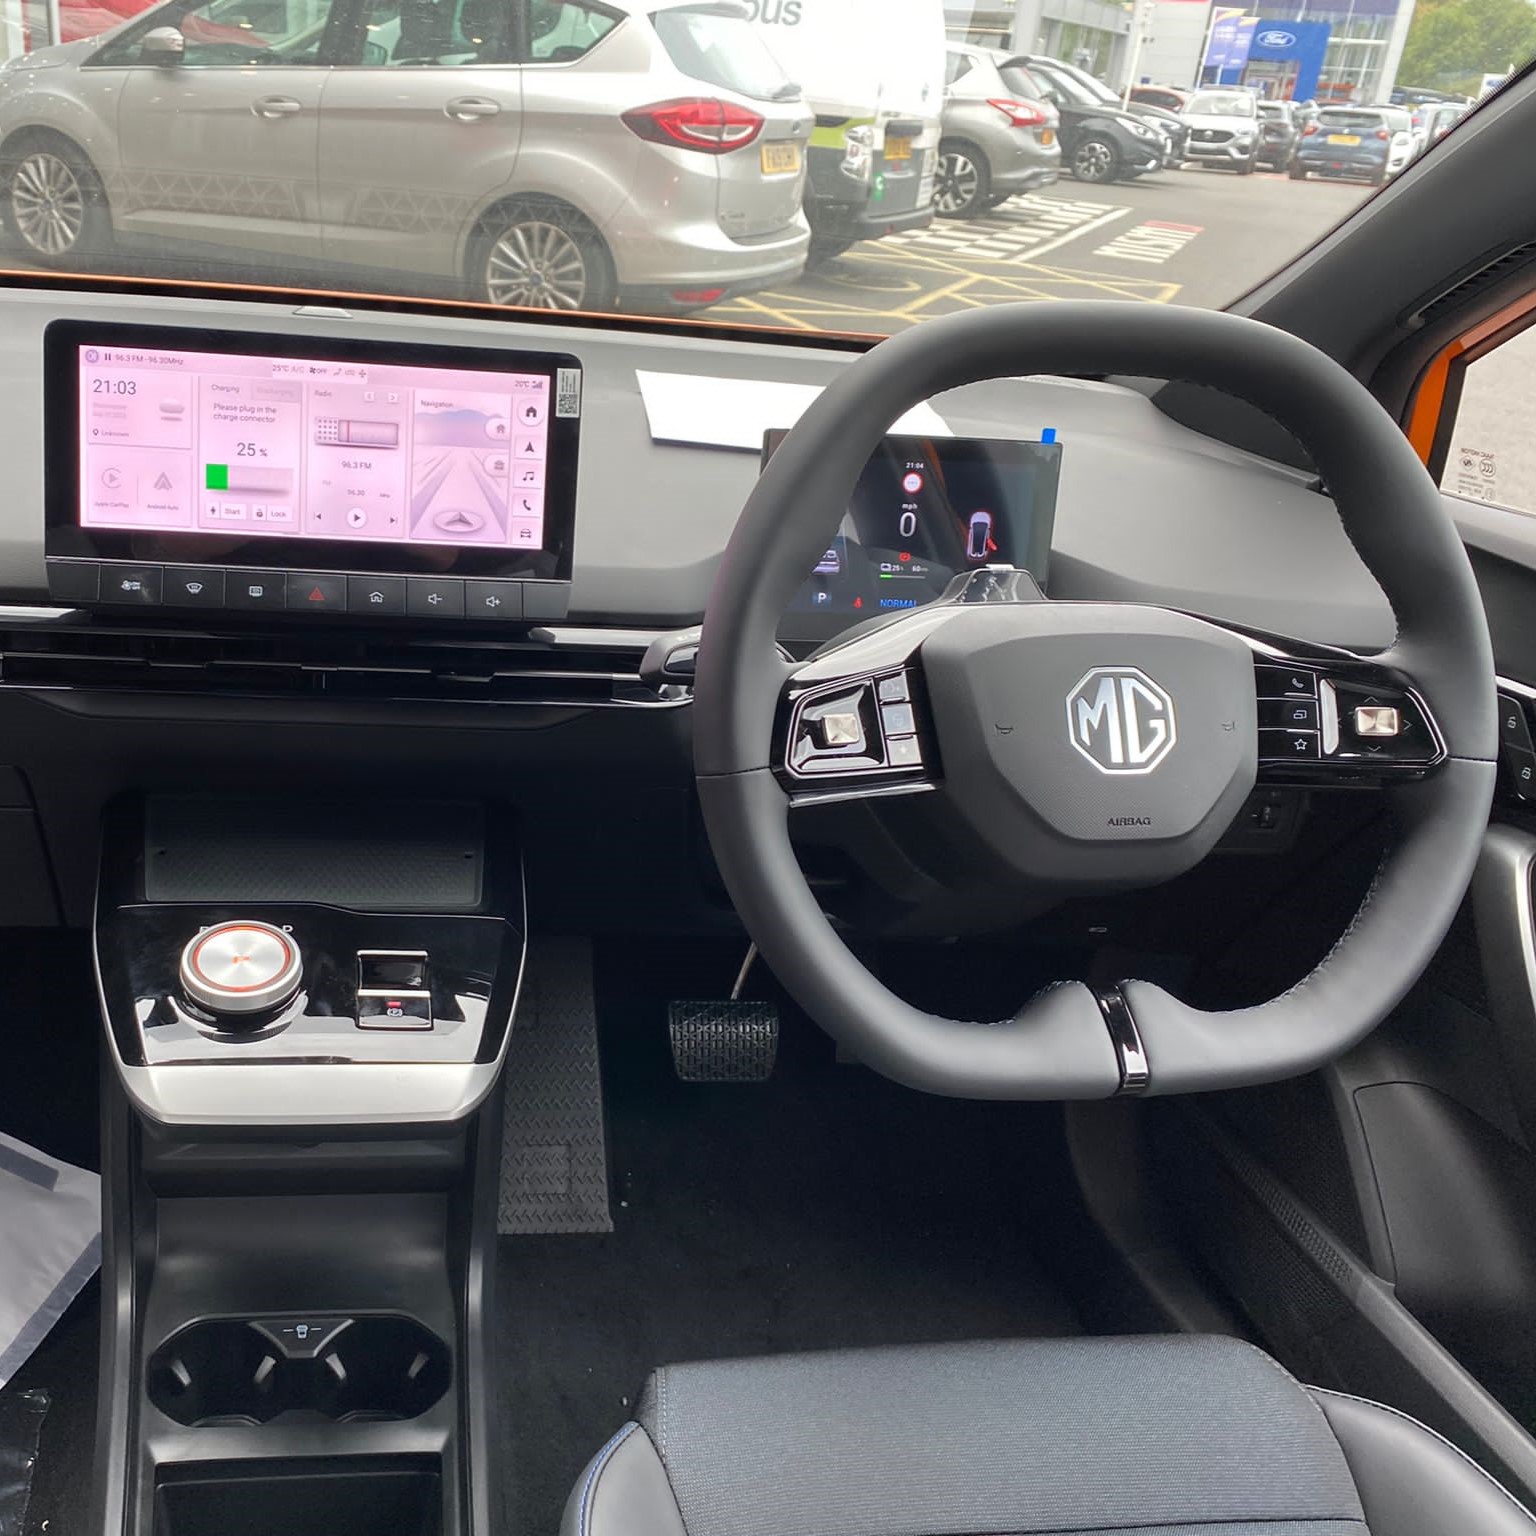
xmin=148 ymin=1315 xmax=450 ymax=1428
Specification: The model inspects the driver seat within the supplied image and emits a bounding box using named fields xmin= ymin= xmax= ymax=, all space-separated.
xmin=562 ymin=1336 xmax=1535 ymax=1536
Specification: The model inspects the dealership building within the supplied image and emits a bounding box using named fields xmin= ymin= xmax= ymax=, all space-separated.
xmin=947 ymin=0 xmax=1416 ymax=103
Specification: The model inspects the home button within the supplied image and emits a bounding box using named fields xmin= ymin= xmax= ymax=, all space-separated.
xmin=346 ymin=575 xmax=407 ymax=616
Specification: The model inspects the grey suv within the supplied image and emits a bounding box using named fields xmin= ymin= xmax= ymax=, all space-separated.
xmin=938 ymin=44 xmax=1060 ymax=218
xmin=0 ymin=0 xmax=814 ymax=312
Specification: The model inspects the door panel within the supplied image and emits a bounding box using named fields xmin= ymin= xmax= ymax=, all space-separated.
xmin=317 ymin=0 xmax=524 ymax=277
xmin=111 ymin=0 xmax=335 ymax=258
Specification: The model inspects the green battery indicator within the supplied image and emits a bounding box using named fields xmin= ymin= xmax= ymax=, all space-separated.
xmin=205 ymin=464 xmax=229 ymax=491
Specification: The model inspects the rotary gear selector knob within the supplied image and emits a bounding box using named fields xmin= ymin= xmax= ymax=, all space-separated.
xmin=180 ymin=920 xmax=302 ymax=1017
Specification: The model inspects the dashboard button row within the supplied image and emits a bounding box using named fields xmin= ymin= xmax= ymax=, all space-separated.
xmin=47 ymin=560 xmax=565 ymax=622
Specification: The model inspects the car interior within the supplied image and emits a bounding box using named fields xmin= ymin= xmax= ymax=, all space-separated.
xmin=6 ymin=39 xmax=1536 ymax=1536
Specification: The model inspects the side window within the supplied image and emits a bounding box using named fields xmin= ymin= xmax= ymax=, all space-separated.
xmin=525 ymin=0 xmax=617 ymax=62
xmin=944 ymin=52 xmax=971 ymax=88
xmin=353 ymin=0 xmax=515 ymax=65
xmin=182 ymin=0 xmax=334 ymax=63
xmin=1440 ymin=326 xmax=1536 ymax=514
xmin=93 ymin=0 xmax=336 ymax=63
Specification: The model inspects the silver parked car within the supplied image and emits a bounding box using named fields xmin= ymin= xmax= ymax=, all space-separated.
xmin=937 ymin=44 xmax=1059 ymax=218
xmin=0 ymin=0 xmax=814 ymax=312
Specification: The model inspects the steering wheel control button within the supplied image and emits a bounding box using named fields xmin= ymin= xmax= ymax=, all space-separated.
xmin=164 ymin=567 xmax=226 ymax=607
xmin=465 ymin=579 xmax=525 ymax=620
xmin=787 ymin=673 xmax=929 ymax=784
xmin=1326 ymin=681 xmax=1437 ymax=764
xmin=1259 ymin=698 xmax=1319 ymax=730
xmin=346 ymin=575 xmax=407 ymax=616
xmin=1508 ymin=751 xmax=1536 ymax=799
xmin=286 ymin=571 xmax=346 ymax=612
xmin=180 ymin=920 xmax=302 ymax=1017
xmin=407 ymin=576 xmax=466 ymax=618
xmin=1353 ymin=705 xmax=1402 ymax=738
xmin=1259 ymin=728 xmax=1320 ymax=761
xmin=1499 ymin=696 xmax=1534 ymax=750
xmin=102 ymin=565 xmax=163 ymax=605
xmin=356 ymin=989 xmax=433 ymax=1030
xmin=1256 ymin=664 xmax=1317 ymax=697
xmin=814 ymin=711 xmax=865 ymax=750
xmin=227 ymin=571 xmax=287 ymax=610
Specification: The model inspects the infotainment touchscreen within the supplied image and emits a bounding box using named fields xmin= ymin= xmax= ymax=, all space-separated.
xmin=45 ymin=322 xmax=581 ymax=617
xmin=767 ymin=430 xmax=1062 ymax=641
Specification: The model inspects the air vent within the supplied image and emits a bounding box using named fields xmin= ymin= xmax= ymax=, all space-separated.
xmin=1410 ymin=242 xmax=1536 ymax=328
xmin=0 ymin=622 xmax=674 ymax=709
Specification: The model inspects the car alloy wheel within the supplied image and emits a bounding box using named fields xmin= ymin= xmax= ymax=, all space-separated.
xmin=936 ymin=148 xmax=984 ymax=216
xmin=10 ymin=150 xmax=86 ymax=257
xmin=483 ymin=219 xmax=591 ymax=310
xmin=1071 ymin=137 xmax=1116 ymax=183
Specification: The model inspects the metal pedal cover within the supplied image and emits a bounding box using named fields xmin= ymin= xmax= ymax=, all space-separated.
xmin=667 ymin=1000 xmax=779 ymax=1082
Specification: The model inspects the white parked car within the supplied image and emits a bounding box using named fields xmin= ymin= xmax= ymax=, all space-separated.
xmin=1180 ymin=88 xmax=1260 ymax=174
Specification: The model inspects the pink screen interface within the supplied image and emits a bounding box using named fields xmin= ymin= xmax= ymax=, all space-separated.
xmin=79 ymin=344 xmax=552 ymax=551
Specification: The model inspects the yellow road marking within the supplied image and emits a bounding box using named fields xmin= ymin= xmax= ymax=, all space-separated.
xmin=712 ymin=237 xmax=1180 ymax=332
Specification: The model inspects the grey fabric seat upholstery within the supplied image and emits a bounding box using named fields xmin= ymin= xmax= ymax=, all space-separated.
xmin=561 ymin=1335 xmax=1536 ymax=1536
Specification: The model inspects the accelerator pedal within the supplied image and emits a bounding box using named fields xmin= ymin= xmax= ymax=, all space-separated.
xmin=667 ymin=945 xmax=779 ymax=1082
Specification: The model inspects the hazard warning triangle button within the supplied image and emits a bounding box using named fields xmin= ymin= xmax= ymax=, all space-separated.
xmin=284 ymin=573 xmax=344 ymax=611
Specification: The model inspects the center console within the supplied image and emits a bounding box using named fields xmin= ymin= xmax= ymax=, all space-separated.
xmin=95 ymin=797 xmax=523 ymax=1129
xmin=92 ymin=794 xmax=519 ymax=1535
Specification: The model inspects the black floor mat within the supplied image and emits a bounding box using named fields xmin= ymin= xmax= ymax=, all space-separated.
xmin=494 ymin=941 xmax=1089 ymax=1536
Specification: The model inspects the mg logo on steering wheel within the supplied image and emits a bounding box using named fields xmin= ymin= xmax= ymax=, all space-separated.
xmin=1067 ymin=667 xmax=1178 ymax=774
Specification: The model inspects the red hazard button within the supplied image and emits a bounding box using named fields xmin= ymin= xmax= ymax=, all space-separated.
xmin=284 ymin=572 xmax=345 ymax=611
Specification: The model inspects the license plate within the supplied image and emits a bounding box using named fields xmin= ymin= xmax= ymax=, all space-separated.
xmin=1326 ymin=133 xmax=1361 ymax=145
xmin=885 ymin=134 xmax=913 ymax=162
xmin=1040 ymin=127 xmax=1055 ymax=147
xmin=760 ymin=140 xmax=801 ymax=175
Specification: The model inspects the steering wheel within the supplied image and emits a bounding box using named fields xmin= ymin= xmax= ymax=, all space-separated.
xmin=693 ymin=302 xmax=1497 ymax=1099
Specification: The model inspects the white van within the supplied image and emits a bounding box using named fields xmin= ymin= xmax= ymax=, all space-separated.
xmin=740 ymin=0 xmax=945 ymax=261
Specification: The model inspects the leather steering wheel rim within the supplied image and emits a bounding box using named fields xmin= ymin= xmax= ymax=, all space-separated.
xmin=693 ymin=302 xmax=1497 ymax=1099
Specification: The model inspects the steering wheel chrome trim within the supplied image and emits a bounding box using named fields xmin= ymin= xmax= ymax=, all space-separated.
xmin=694 ymin=301 xmax=1497 ymax=1100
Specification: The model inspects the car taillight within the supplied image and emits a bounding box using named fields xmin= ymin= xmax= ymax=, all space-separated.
xmin=987 ymin=97 xmax=1049 ymax=128
xmin=1302 ymin=122 xmax=1318 ymax=135
xmin=1374 ymin=128 xmax=1389 ymax=140
xmin=622 ymin=98 xmax=765 ymax=154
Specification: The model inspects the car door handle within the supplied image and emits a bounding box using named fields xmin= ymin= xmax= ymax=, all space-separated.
xmin=445 ymin=96 xmax=501 ymax=122
xmin=252 ymin=95 xmax=303 ymax=119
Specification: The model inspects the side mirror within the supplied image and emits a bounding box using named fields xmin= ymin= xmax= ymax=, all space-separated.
xmin=140 ymin=26 xmax=186 ymax=65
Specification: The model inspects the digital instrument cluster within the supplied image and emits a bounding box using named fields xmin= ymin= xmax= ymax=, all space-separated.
xmin=769 ymin=432 xmax=1062 ymax=641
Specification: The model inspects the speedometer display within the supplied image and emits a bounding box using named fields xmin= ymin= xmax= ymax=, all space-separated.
xmin=769 ymin=431 xmax=1062 ymax=641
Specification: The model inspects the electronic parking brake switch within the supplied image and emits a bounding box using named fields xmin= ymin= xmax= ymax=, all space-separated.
xmin=355 ymin=949 xmax=433 ymax=1031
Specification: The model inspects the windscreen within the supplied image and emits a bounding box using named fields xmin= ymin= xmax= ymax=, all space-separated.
xmin=0 ymin=0 xmax=1511 ymax=333
xmin=1187 ymin=91 xmax=1256 ymax=117
xmin=651 ymin=8 xmax=794 ymax=102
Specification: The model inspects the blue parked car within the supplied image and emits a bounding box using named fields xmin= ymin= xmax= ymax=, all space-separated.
xmin=1290 ymin=105 xmax=1416 ymax=185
